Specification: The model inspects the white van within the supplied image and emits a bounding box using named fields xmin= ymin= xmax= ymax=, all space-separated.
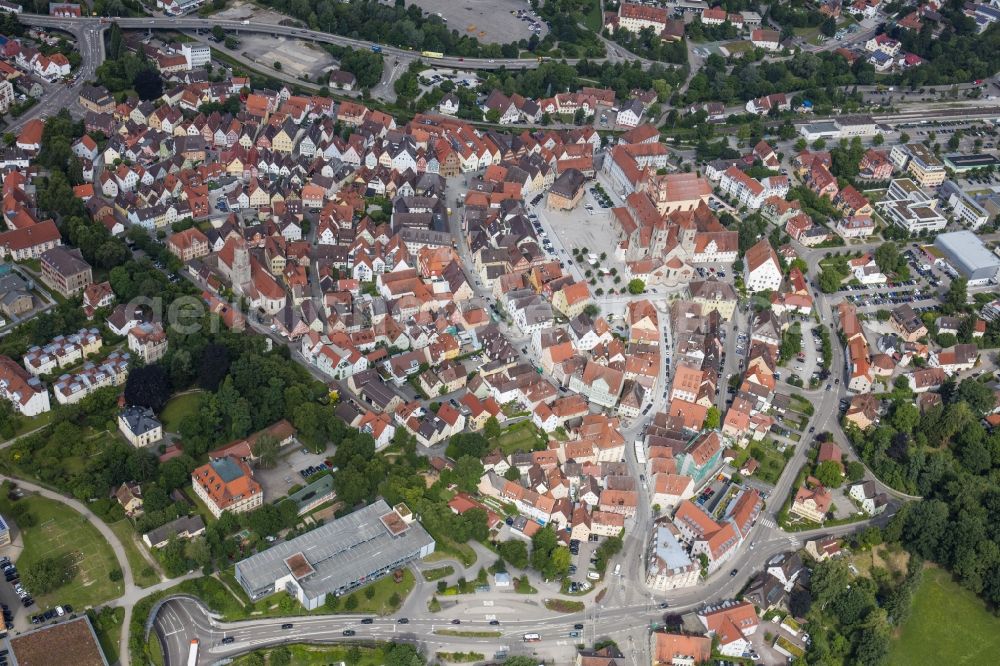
xmin=613 ymin=564 xmax=621 ymax=576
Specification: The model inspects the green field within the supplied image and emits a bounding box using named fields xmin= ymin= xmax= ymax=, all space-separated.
xmin=889 ymin=567 xmax=1000 ymax=665
xmin=160 ymin=392 xmax=203 ymax=433
xmin=491 ymin=421 xmax=547 ymax=455
xmin=109 ymin=520 xmax=161 ymax=587
xmin=233 ymin=644 xmax=394 ymax=666
xmin=9 ymin=495 xmax=124 ymax=609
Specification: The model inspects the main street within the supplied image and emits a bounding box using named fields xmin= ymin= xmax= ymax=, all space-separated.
xmin=152 ymin=513 xmax=891 ymax=666
xmin=4 ymin=22 xmax=104 ymax=133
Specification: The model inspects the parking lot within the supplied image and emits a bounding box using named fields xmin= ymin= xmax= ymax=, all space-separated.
xmin=567 ymin=536 xmax=601 ymax=593
xmin=418 ymin=69 xmax=481 ymax=94
xmin=252 ymin=444 xmax=335 ymax=499
xmin=408 ymin=0 xmax=546 ymax=44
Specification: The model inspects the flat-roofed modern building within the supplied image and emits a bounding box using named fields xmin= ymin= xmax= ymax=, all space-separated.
xmin=940 ymin=181 xmax=991 ymax=230
xmin=234 ymin=499 xmax=435 ymax=610
xmin=934 ymin=230 xmax=1000 ymax=286
xmin=944 ymin=153 xmax=1000 ymax=173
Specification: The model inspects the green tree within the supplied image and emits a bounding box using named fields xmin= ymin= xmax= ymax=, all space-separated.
xmin=818 ymin=267 xmax=845 ymax=293
xmin=451 ymin=455 xmax=485 ymax=493
xmin=269 ymin=646 xmax=291 ymax=666
xmin=703 ymin=406 xmax=720 ymax=430
xmin=890 ymin=401 xmax=920 ymax=433
xmin=945 ymin=277 xmax=968 ymax=313
xmin=23 ymin=554 xmax=73 ymax=595
xmin=957 ymin=378 xmax=996 ymax=415
xmin=814 ymin=460 xmax=844 ymax=488
xmin=251 ymin=433 xmax=281 ymax=469
xmin=846 ymin=460 xmax=866 ymax=482
xmin=498 ymin=539 xmax=529 ymax=569
xmin=211 ymin=25 xmax=225 ymax=41
xmin=627 ymin=278 xmax=645 ymax=294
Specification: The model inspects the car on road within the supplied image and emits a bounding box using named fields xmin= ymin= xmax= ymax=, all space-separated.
xmin=222 ymin=636 xmax=235 ymax=644
xmin=730 ymin=569 xmax=738 ymax=577
xmin=489 ymin=619 xmax=500 ymax=625
xmin=361 ymin=617 xmax=374 ymax=624
xmin=574 ymin=623 xmax=584 ymax=629
xmin=451 ymin=619 xmax=461 ymax=624
xmin=281 ymin=623 xmax=294 ymax=629
xmin=659 ymin=602 xmax=669 ymax=609
xmin=342 ymin=629 xmax=356 ymax=636
xmin=397 ymin=618 xmax=409 ymax=624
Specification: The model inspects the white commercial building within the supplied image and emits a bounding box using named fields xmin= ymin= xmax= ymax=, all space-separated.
xmin=234 ymin=500 xmax=435 ymax=610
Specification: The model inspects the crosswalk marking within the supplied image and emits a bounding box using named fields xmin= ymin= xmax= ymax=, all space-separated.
xmin=759 ymin=517 xmax=776 ymax=529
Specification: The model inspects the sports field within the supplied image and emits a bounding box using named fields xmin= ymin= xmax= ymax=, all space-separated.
xmin=13 ymin=495 xmax=123 ymax=609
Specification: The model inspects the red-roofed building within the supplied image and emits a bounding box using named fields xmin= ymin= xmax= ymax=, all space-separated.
xmin=699 ymin=601 xmax=759 ymax=657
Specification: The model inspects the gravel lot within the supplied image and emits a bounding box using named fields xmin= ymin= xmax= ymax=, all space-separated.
xmin=408 ymin=0 xmax=547 ymax=44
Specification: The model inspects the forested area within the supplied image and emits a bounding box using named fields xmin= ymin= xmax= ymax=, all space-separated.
xmin=606 ymin=26 xmax=689 ymax=64
xmin=684 ymin=51 xmax=876 ymax=104
xmin=804 ymin=544 xmax=923 ymax=665
xmin=844 ymin=359 xmax=1000 ymax=612
xmin=893 ymin=5 xmax=1000 ymax=86
xmin=479 ymin=59 xmax=683 ymax=103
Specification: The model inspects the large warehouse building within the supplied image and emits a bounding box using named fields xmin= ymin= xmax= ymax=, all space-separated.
xmin=234 ymin=500 xmax=435 ymax=610
xmin=933 ymin=230 xmax=1000 ymax=286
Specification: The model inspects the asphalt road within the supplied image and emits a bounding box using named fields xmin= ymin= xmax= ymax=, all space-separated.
xmin=155 ymin=508 xmax=891 ymax=665
xmin=5 ymin=24 xmax=103 ymax=133
xmin=17 ymin=14 xmax=549 ymax=72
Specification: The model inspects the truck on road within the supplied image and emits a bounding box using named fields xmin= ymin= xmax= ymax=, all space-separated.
xmin=522 ymin=633 xmax=541 ymax=642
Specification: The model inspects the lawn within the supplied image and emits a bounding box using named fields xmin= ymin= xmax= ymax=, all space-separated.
xmin=5 ymin=495 xmax=123 ymax=609
xmin=491 ymin=421 xmax=547 ymax=455
xmin=743 ymin=440 xmax=792 ymax=485
xmin=182 ymin=486 xmax=217 ymax=525
xmin=889 ymin=567 xmax=1000 ymax=666
xmin=159 ymin=392 xmax=203 ymax=433
xmin=9 ymin=410 xmax=53 ymax=439
xmin=109 ymin=520 xmax=161 ymax=587
xmin=583 ymin=0 xmax=602 ymax=31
